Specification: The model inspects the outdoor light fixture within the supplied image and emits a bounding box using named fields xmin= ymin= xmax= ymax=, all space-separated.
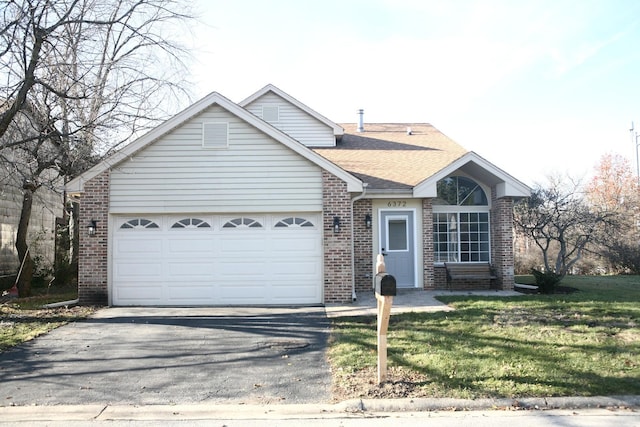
xmin=87 ymin=220 xmax=97 ymax=236
xmin=364 ymin=214 xmax=372 ymax=229
xmin=333 ymin=216 xmax=341 ymax=233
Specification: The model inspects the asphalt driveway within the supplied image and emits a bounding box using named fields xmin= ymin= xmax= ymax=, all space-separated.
xmin=0 ymin=307 xmax=331 ymax=406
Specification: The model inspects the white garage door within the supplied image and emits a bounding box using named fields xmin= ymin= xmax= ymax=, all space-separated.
xmin=112 ymin=214 xmax=322 ymax=306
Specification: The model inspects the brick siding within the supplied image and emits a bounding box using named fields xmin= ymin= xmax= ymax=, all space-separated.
xmin=77 ymin=170 xmax=110 ymax=305
xmin=422 ymin=199 xmax=435 ymax=289
xmin=490 ymin=188 xmax=515 ymax=290
xmin=353 ymin=198 xmax=373 ymax=293
xmin=434 ymin=265 xmax=447 ymax=288
xmin=322 ymin=171 xmax=353 ymax=303
xmin=75 ymin=168 xmax=517 ymax=304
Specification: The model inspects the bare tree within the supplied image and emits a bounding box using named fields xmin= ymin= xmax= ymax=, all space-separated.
xmin=514 ymin=175 xmax=620 ymax=291
xmin=0 ymin=0 xmax=194 ymax=296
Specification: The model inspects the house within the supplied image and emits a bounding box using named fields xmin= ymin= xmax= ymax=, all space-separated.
xmin=66 ymin=84 xmax=530 ymax=306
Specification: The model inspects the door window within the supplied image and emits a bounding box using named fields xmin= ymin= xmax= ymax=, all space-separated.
xmin=387 ymin=218 xmax=408 ymax=251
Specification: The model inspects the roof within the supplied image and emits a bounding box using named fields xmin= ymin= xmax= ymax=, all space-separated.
xmin=314 ymin=123 xmax=530 ymax=198
xmin=66 ymin=91 xmax=362 ymax=194
xmin=65 ymin=85 xmax=529 ymax=199
xmin=313 ymin=123 xmax=468 ymax=192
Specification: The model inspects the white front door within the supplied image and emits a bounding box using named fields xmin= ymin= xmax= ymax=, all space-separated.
xmin=379 ymin=210 xmax=416 ymax=288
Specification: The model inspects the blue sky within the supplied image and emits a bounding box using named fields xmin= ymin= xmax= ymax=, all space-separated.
xmin=189 ymin=0 xmax=640 ymax=186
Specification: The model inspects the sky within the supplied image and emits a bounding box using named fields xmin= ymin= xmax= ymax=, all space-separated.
xmin=186 ymin=0 xmax=640 ymax=187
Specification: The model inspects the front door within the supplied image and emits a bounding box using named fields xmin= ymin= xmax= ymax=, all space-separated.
xmin=380 ymin=210 xmax=416 ymax=288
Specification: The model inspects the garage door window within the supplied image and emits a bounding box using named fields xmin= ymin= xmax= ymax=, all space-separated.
xmin=223 ymin=217 xmax=262 ymax=228
xmin=171 ymin=218 xmax=211 ymax=229
xmin=120 ymin=218 xmax=159 ymax=229
xmin=275 ymin=217 xmax=314 ymax=228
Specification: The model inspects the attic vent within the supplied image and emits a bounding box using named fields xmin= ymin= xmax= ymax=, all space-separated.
xmin=262 ymin=105 xmax=279 ymax=122
xmin=202 ymin=123 xmax=228 ymax=149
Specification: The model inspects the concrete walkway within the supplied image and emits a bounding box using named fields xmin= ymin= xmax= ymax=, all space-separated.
xmin=325 ymin=288 xmax=522 ymax=317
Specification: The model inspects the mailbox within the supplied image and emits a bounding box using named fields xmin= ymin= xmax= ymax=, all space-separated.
xmin=374 ymin=272 xmax=397 ymax=296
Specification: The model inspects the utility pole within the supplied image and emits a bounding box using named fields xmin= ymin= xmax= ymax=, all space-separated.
xmin=630 ymin=122 xmax=640 ymax=184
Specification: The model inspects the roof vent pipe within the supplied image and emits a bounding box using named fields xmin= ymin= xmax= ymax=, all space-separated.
xmin=357 ymin=109 xmax=364 ymax=132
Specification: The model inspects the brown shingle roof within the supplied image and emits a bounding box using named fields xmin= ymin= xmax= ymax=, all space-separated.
xmin=313 ymin=123 xmax=468 ymax=191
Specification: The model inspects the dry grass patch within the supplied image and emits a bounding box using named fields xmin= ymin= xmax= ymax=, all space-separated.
xmin=0 ymin=286 xmax=97 ymax=352
xmin=329 ymin=275 xmax=640 ymax=400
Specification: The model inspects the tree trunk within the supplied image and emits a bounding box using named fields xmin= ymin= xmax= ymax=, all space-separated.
xmin=15 ymin=184 xmax=36 ymax=297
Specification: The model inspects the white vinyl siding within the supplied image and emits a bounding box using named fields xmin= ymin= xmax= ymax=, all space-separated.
xmin=245 ymin=92 xmax=336 ymax=147
xmin=109 ymin=105 xmax=323 ymax=213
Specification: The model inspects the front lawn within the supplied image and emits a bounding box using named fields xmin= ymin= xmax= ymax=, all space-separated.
xmin=0 ymin=285 xmax=96 ymax=352
xmin=329 ymin=275 xmax=640 ymax=400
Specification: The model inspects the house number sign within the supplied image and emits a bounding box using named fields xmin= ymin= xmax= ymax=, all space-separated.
xmin=387 ymin=200 xmax=407 ymax=208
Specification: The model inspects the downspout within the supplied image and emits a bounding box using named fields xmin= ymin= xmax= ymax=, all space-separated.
xmin=350 ymin=182 xmax=368 ymax=301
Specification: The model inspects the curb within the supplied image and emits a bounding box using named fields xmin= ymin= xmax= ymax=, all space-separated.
xmin=0 ymin=396 xmax=638 ymax=422
xmin=344 ymin=395 xmax=640 ymax=412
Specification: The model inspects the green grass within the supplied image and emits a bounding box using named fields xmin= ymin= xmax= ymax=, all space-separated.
xmin=0 ymin=285 xmax=95 ymax=352
xmin=329 ymin=275 xmax=640 ymax=399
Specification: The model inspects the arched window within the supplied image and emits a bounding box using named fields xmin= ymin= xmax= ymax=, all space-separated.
xmin=120 ymin=218 xmax=159 ymax=229
xmin=275 ymin=217 xmax=314 ymax=228
xmin=433 ymin=176 xmax=490 ymax=263
xmin=222 ymin=217 xmax=262 ymax=228
xmin=434 ymin=176 xmax=488 ymax=206
xmin=171 ymin=218 xmax=211 ymax=229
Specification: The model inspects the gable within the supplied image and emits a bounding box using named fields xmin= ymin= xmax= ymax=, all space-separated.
xmin=240 ymin=85 xmax=342 ymax=147
xmin=413 ymin=152 xmax=531 ymax=198
xmin=109 ymin=105 xmax=325 ymax=213
xmin=66 ymin=91 xmax=362 ymax=195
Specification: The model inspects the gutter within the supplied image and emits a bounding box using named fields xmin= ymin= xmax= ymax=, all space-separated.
xmin=42 ymin=299 xmax=79 ymax=309
xmin=350 ymin=183 xmax=368 ymax=301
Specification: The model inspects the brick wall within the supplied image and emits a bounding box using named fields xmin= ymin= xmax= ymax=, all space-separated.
xmin=490 ymin=188 xmax=515 ymax=290
xmin=434 ymin=265 xmax=447 ymax=288
xmin=353 ymin=199 xmax=373 ymax=292
xmin=78 ymin=170 xmax=110 ymax=305
xmin=422 ymin=199 xmax=435 ymax=289
xmin=322 ymin=171 xmax=353 ymax=303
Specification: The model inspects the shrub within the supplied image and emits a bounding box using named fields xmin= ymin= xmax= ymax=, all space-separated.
xmin=604 ymin=243 xmax=640 ymax=274
xmin=531 ymin=268 xmax=562 ymax=294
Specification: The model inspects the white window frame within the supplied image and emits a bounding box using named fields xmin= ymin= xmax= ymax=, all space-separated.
xmin=202 ymin=122 xmax=229 ymax=149
xmin=262 ymin=105 xmax=280 ymax=123
xmin=433 ymin=206 xmax=491 ymax=264
xmin=385 ymin=214 xmax=410 ymax=253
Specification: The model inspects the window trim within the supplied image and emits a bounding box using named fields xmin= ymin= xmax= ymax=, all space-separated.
xmin=202 ymin=122 xmax=229 ymax=149
xmin=262 ymin=105 xmax=280 ymax=123
xmin=384 ymin=214 xmax=410 ymax=253
xmin=433 ymin=207 xmax=491 ymax=264
xmin=274 ymin=216 xmax=315 ymax=228
xmin=170 ymin=218 xmax=212 ymax=229
xmin=433 ymin=175 xmax=490 ymax=207
xmin=222 ymin=217 xmax=263 ymax=229
xmin=119 ymin=218 xmax=160 ymax=230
